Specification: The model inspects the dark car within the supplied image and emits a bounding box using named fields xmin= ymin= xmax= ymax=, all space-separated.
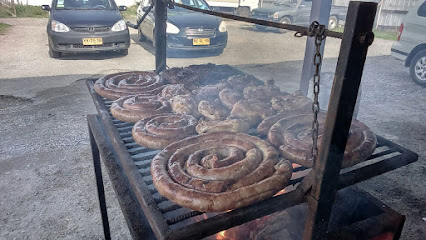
xmin=251 ymin=0 xmax=347 ymax=32
xmin=42 ymin=0 xmax=130 ymax=58
xmin=137 ymin=0 xmax=228 ymax=53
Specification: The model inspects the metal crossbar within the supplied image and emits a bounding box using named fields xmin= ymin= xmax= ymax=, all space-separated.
xmin=168 ymin=1 xmax=343 ymax=39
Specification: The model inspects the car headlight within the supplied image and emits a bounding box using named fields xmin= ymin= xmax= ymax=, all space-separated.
xmin=218 ymin=21 xmax=227 ymax=32
xmin=272 ymin=12 xmax=279 ymax=20
xmin=51 ymin=20 xmax=69 ymax=32
xmin=111 ymin=20 xmax=127 ymax=31
xmin=166 ymin=22 xmax=180 ymax=34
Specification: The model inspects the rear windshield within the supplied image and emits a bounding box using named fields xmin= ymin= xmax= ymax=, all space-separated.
xmin=55 ymin=0 xmax=116 ymax=10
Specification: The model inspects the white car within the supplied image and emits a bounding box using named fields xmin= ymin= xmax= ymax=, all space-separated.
xmin=391 ymin=0 xmax=426 ymax=87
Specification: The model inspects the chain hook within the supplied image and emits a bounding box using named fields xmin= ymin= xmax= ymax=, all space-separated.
xmin=307 ymin=21 xmax=319 ymax=37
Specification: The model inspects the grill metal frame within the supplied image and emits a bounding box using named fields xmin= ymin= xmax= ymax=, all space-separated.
xmin=86 ymin=78 xmax=418 ymax=240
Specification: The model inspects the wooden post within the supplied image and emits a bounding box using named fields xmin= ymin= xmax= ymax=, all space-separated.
xmin=154 ymin=0 xmax=167 ymax=73
xmin=302 ymin=2 xmax=377 ymax=240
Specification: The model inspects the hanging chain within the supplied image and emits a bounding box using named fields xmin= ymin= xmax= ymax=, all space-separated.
xmin=308 ymin=21 xmax=326 ymax=168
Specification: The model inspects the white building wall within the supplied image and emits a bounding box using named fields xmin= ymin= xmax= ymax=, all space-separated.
xmin=21 ymin=0 xmax=137 ymax=6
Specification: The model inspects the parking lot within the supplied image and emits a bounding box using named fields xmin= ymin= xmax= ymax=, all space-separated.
xmin=0 ymin=17 xmax=425 ymax=239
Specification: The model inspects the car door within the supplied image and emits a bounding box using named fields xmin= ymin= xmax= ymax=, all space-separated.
xmin=140 ymin=0 xmax=155 ymax=40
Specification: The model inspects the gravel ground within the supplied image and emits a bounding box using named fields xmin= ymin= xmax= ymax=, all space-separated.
xmin=0 ymin=18 xmax=424 ymax=239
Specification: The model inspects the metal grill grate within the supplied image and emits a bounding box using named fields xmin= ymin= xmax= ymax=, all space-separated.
xmin=88 ymin=78 xmax=417 ymax=240
xmin=102 ymin=97 xmax=409 ymax=231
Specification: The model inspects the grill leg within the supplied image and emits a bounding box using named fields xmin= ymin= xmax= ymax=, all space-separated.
xmin=302 ymin=2 xmax=377 ymax=240
xmin=89 ymin=123 xmax=111 ymax=240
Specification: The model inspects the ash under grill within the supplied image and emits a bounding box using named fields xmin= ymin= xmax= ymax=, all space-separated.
xmin=93 ymin=94 xmax=417 ymax=240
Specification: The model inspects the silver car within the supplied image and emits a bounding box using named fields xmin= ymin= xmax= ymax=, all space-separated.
xmin=391 ymin=0 xmax=426 ymax=87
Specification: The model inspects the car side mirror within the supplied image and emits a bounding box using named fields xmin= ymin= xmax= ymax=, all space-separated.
xmin=41 ymin=5 xmax=50 ymax=11
xmin=119 ymin=6 xmax=127 ymax=11
xmin=142 ymin=6 xmax=150 ymax=12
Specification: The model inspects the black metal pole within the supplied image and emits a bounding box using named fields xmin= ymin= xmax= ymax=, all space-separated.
xmin=155 ymin=0 xmax=167 ymax=73
xmin=302 ymin=2 xmax=377 ymax=240
xmin=88 ymin=118 xmax=111 ymax=240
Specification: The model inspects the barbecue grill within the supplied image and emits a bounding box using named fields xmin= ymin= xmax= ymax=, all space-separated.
xmin=86 ymin=79 xmax=417 ymax=240
xmin=86 ymin=1 xmax=419 ymax=239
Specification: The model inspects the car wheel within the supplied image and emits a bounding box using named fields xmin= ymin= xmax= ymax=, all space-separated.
xmin=138 ymin=28 xmax=146 ymax=42
xmin=410 ymin=49 xmax=426 ymax=87
xmin=255 ymin=24 xmax=267 ymax=31
xmin=120 ymin=49 xmax=129 ymax=56
xmin=49 ymin=44 xmax=62 ymax=58
xmin=278 ymin=17 xmax=291 ymax=33
xmin=328 ymin=15 xmax=338 ymax=30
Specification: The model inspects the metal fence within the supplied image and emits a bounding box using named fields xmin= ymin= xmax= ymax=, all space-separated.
xmin=333 ymin=0 xmax=421 ymax=28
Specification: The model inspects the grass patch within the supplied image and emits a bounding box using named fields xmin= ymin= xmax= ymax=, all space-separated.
xmin=0 ymin=22 xmax=11 ymax=34
xmin=372 ymin=30 xmax=398 ymax=41
xmin=333 ymin=26 xmax=398 ymax=41
xmin=121 ymin=5 xmax=138 ymax=21
xmin=0 ymin=4 xmax=48 ymax=18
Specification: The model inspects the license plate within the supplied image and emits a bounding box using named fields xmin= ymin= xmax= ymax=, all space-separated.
xmin=82 ymin=38 xmax=103 ymax=46
xmin=193 ymin=38 xmax=210 ymax=46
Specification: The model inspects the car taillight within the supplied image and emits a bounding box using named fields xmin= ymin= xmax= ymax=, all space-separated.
xmin=397 ymin=23 xmax=403 ymax=41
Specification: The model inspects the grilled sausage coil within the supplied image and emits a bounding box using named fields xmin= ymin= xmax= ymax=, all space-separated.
xmin=94 ymin=71 xmax=164 ymax=100
xmin=151 ymin=132 xmax=293 ymax=212
xmin=110 ymin=95 xmax=171 ymax=122
xmin=132 ymin=114 xmax=197 ymax=149
xmin=268 ymin=114 xmax=377 ymax=168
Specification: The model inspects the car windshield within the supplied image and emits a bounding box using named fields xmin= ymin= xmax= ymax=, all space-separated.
xmin=169 ymin=0 xmax=210 ymax=13
xmin=272 ymin=0 xmax=297 ymax=7
xmin=56 ymin=0 xmax=115 ymax=10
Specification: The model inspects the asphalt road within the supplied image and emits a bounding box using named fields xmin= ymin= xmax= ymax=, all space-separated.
xmin=0 ymin=18 xmax=425 ymax=239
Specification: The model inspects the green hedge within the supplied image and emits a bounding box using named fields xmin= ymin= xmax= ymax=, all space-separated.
xmin=0 ymin=5 xmax=49 ymax=18
xmin=120 ymin=5 xmax=138 ymax=20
